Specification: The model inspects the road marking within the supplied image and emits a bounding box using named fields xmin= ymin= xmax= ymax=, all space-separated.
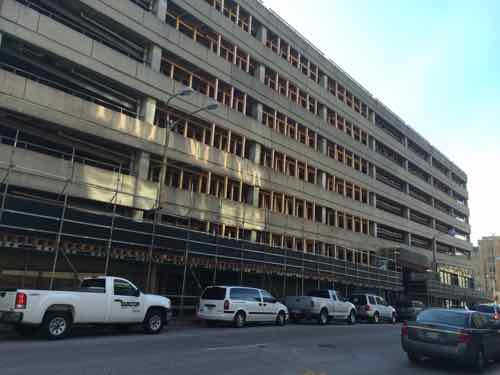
xmin=204 ymin=343 xmax=270 ymax=351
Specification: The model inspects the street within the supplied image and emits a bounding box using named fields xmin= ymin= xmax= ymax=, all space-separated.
xmin=1 ymin=322 xmax=499 ymax=375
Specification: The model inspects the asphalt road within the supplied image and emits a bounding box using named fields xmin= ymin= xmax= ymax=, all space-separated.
xmin=1 ymin=321 xmax=499 ymax=375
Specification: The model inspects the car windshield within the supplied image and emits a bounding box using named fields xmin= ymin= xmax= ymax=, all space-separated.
xmin=349 ymin=295 xmax=367 ymax=305
xmin=201 ymin=287 xmax=226 ymax=300
xmin=417 ymin=310 xmax=468 ymax=327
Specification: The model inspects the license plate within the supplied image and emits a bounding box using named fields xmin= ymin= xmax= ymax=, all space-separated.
xmin=424 ymin=331 xmax=439 ymax=340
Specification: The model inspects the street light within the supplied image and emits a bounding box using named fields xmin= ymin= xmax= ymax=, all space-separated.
xmin=146 ymin=93 xmax=217 ymax=291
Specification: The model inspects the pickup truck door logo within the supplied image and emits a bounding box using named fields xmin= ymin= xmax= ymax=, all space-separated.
xmin=114 ymin=299 xmax=140 ymax=308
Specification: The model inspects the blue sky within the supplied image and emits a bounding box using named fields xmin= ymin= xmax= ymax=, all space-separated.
xmin=263 ymin=0 xmax=500 ymax=244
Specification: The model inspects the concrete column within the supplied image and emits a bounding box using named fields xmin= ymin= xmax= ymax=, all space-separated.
xmin=146 ymin=44 xmax=162 ymax=72
xmin=404 ymin=207 xmax=410 ymax=220
xmin=405 ymin=232 xmax=411 ymax=247
xmin=321 ymin=74 xmax=328 ymax=89
xmin=250 ymin=230 xmax=257 ymax=242
xmin=140 ymin=97 xmax=157 ymax=125
xmin=256 ymin=24 xmax=267 ymax=44
xmin=370 ymin=192 xmax=377 ymax=206
xmin=0 ymin=32 xmax=3 ymax=47
xmin=249 ymin=142 xmax=261 ymax=164
xmin=255 ymin=63 xmax=266 ymax=83
xmin=153 ymin=0 xmax=167 ymax=21
xmin=320 ymin=171 xmax=327 ymax=189
xmin=321 ymin=207 xmax=327 ymax=224
xmin=370 ymin=164 xmax=377 ymax=178
xmin=252 ymin=102 xmax=263 ymax=123
xmin=132 ymin=151 xmax=151 ymax=219
xmin=320 ymin=138 xmax=327 ymax=154
xmin=321 ymin=106 xmax=328 ymax=122
xmin=248 ymin=186 xmax=260 ymax=207
xmin=404 ymin=159 xmax=409 ymax=171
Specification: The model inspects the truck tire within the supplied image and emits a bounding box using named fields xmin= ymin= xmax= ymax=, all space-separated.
xmin=42 ymin=312 xmax=72 ymax=340
xmin=143 ymin=308 xmax=165 ymax=334
xmin=318 ymin=308 xmax=328 ymax=325
xmin=14 ymin=324 xmax=39 ymax=338
xmin=347 ymin=310 xmax=356 ymax=325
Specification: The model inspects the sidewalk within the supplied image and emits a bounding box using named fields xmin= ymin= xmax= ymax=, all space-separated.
xmin=0 ymin=316 xmax=200 ymax=339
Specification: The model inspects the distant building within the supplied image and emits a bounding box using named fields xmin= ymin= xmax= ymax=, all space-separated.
xmin=479 ymin=236 xmax=500 ymax=301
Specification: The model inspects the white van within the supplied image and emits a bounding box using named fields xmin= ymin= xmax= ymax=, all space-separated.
xmin=197 ymin=286 xmax=288 ymax=327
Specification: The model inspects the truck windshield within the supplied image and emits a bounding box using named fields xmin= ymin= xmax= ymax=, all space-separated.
xmin=81 ymin=279 xmax=106 ymax=290
xmin=307 ymin=290 xmax=330 ymax=299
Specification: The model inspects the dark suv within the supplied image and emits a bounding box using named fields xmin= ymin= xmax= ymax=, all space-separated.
xmin=470 ymin=304 xmax=500 ymax=321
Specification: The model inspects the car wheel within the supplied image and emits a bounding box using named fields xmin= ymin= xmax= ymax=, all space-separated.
xmin=42 ymin=312 xmax=72 ymax=340
xmin=318 ymin=309 xmax=328 ymax=325
xmin=407 ymin=352 xmax=421 ymax=364
xmin=276 ymin=311 xmax=286 ymax=326
xmin=143 ymin=308 xmax=164 ymax=334
xmin=472 ymin=348 xmax=486 ymax=373
xmin=14 ymin=324 xmax=38 ymax=337
xmin=234 ymin=311 xmax=246 ymax=328
xmin=347 ymin=310 xmax=356 ymax=325
xmin=372 ymin=312 xmax=380 ymax=324
xmin=391 ymin=313 xmax=397 ymax=324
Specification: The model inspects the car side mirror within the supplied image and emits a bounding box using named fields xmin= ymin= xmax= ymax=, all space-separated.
xmin=134 ymin=289 xmax=141 ymax=297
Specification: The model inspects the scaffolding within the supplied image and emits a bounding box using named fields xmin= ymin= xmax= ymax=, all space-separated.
xmin=0 ymin=124 xmax=405 ymax=313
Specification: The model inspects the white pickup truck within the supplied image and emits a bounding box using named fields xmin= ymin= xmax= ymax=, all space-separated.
xmin=0 ymin=276 xmax=171 ymax=339
xmin=284 ymin=289 xmax=357 ymax=325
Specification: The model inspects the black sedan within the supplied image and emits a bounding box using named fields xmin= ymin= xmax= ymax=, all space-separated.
xmin=401 ymin=308 xmax=500 ymax=372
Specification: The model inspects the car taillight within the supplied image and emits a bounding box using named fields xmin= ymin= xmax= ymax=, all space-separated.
xmin=365 ymin=304 xmax=371 ymax=311
xmin=223 ymin=300 xmax=230 ymax=310
xmin=401 ymin=321 xmax=409 ymax=337
xmin=494 ymin=312 xmax=500 ymax=321
xmin=15 ymin=292 xmax=27 ymax=309
xmin=458 ymin=330 xmax=472 ymax=345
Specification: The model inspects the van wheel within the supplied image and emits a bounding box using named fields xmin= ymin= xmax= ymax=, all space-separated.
xmin=14 ymin=324 xmax=38 ymax=337
xmin=318 ymin=309 xmax=328 ymax=325
xmin=276 ymin=311 xmax=286 ymax=326
xmin=372 ymin=312 xmax=380 ymax=324
xmin=234 ymin=311 xmax=246 ymax=328
xmin=347 ymin=310 xmax=356 ymax=325
xmin=42 ymin=312 xmax=72 ymax=340
xmin=143 ymin=308 xmax=164 ymax=334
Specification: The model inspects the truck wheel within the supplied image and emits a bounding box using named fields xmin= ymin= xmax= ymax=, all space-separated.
xmin=143 ymin=308 xmax=164 ymax=334
xmin=234 ymin=311 xmax=246 ymax=328
xmin=276 ymin=311 xmax=286 ymax=326
xmin=42 ymin=312 xmax=72 ymax=340
xmin=14 ymin=324 xmax=38 ymax=337
xmin=318 ymin=309 xmax=328 ymax=325
xmin=347 ymin=310 xmax=356 ymax=325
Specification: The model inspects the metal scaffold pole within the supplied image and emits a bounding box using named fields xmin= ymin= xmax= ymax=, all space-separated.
xmin=104 ymin=163 xmax=122 ymax=275
xmin=49 ymin=148 xmax=77 ymax=290
xmin=0 ymin=130 xmax=18 ymax=223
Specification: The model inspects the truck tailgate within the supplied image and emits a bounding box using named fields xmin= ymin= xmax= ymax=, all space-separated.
xmin=0 ymin=291 xmax=16 ymax=311
xmin=284 ymin=296 xmax=313 ymax=310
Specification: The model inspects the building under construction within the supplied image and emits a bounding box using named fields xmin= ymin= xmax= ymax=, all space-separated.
xmin=0 ymin=0 xmax=486 ymax=312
